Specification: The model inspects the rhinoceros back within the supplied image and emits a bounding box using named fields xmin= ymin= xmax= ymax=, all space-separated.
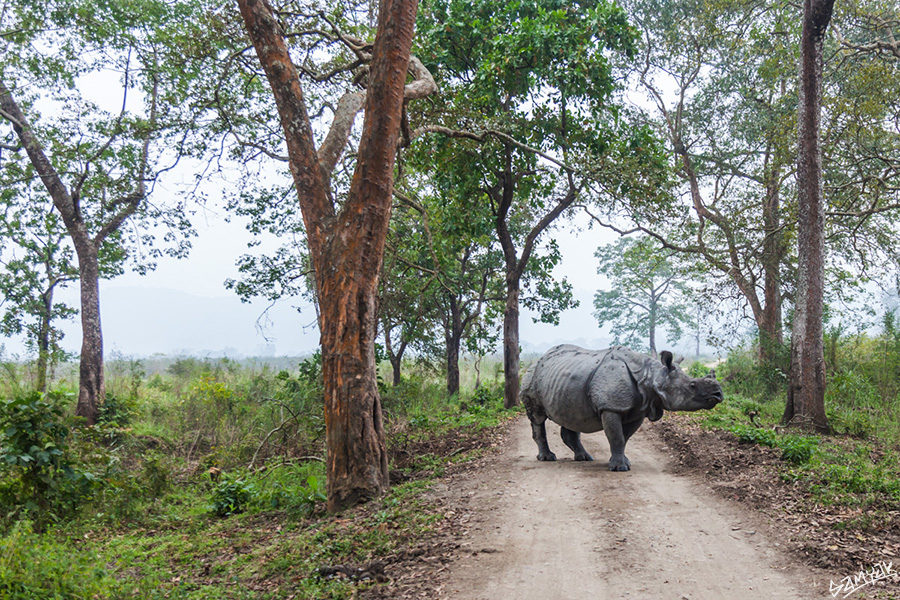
xmin=522 ymin=344 xmax=632 ymax=433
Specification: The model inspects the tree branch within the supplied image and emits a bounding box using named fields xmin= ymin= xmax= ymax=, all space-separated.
xmin=0 ymin=79 xmax=79 ymax=230
xmin=411 ymin=125 xmax=577 ymax=173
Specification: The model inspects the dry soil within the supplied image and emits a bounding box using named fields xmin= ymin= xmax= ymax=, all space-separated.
xmin=428 ymin=415 xmax=834 ymax=600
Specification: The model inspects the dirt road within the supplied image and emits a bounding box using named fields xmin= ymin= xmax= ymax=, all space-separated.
xmin=432 ymin=416 xmax=831 ymax=599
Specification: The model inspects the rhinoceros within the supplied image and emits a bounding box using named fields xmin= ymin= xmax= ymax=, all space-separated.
xmin=521 ymin=344 xmax=723 ymax=471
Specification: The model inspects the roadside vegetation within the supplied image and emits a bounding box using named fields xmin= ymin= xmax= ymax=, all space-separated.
xmin=683 ymin=324 xmax=900 ymax=528
xmin=0 ymin=354 xmax=517 ymax=599
xmin=3 ymin=327 xmax=900 ymax=597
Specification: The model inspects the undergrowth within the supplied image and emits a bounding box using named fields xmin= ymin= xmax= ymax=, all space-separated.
xmin=699 ymin=345 xmax=900 ymax=518
xmin=0 ymin=355 xmax=516 ymax=599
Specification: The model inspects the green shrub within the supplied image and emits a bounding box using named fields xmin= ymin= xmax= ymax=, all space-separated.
xmin=828 ymin=370 xmax=880 ymax=409
xmin=209 ymin=473 xmax=257 ymax=517
xmin=686 ymin=361 xmax=714 ymax=378
xmin=97 ymin=393 xmax=138 ymax=427
xmin=0 ymin=392 xmax=97 ymax=528
xmin=779 ymin=435 xmax=818 ymax=465
xmin=718 ymin=344 xmax=789 ymax=398
xmin=826 ymin=405 xmax=872 ymax=439
xmin=469 ymin=383 xmax=503 ymax=407
xmin=730 ymin=423 xmax=778 ymax=447
xmin=256 ymin=467 xmax=326 ymax=515
xmin=140 ymin=453 xmax=170 ymax=498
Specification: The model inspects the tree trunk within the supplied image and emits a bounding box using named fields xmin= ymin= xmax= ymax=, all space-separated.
xmin=445 ymin=296 xmax=462 ymax=396
xmin=390 ymin=356 xmax=402 ymax=387
xmin=784 ymin=0 xmax=834 ymax=432
xmin=648 ymin=292 xmax=658 ymax=358
xmin=446 ymin=334 xmax=461 ymax=396
xmin=503 ymin=273 xmax=520 ymax=409
xmin=238 ymin=0 xmax=422 ymax=511
xmin=383 ymin=324 xmax=404 ymax=386
xmin=473 ymin=354 xmax=482 ymax=390
xmin=36 ymin=286 xmax=53 ymax=394
xmin=319 ymin=248 xmax=389 ymax=510
xmin=74 ymin=240 xmax=103 ymax=425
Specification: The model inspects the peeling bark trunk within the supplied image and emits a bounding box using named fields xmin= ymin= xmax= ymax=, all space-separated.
xmin=238 ymin=0 xmax=428 ymax=511
xmin=785 ymin=0 xmax=833 ymax=432
xmin=319 ymin=242 xmax=389 ymax=510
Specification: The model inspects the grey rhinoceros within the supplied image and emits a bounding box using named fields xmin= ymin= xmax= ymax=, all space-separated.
xmin=521 ymin=344 xmax=723 ymax=471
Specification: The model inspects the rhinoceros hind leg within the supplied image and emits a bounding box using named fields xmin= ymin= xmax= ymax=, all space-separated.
xmin=601 ymin=411 xmax=631 ymax=471
xmin=560 ymin=427 xmax=593 ymax=461
xmin=529 ymin=419 xmax=557 ymax=461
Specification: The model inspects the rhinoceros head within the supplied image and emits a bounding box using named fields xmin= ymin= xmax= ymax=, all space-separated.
xmin=649 ymin=351 xmax=723 ymax=418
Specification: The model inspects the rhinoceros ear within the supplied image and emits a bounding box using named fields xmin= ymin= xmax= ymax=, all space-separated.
xmin=660 ymin=351 xmax=674 ymax=371
xmin=707 ymin=368 xmax=717 ymax=380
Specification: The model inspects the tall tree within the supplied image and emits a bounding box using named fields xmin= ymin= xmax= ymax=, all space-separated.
xmin=0 ymin=1 xmax=207 ymax=423
xmin=236 ymin=0 xmax=436 ymax=510
xmin=413 ymin=0 xmax=642 ymax=407
xmin=602 ymin=0 xmax=798 ymax=366
xmin=784 ymin=0 xmax=836 ymax=431
xmin=824 ymin=0 xmax=900 ymax=275
xmin=386 ymin=182 xmax=506 ymax=396
xmin=593 ymin=236 xmax=694 ymax=357
xmin=0 ymin=198 xmax=78 ymax=391
xmin=610 ymin=0 xmax=900 ymax=374
xmin=379 ymin=198 xmax=442 ymax=387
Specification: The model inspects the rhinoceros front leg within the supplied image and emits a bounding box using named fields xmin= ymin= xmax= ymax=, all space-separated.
xmin=601 ymin=411 xmax=631 ymax=471
xmin=560 ymin=427 xmax=593 ymax=461
xmin=527 ymin=413 xmax=557 ymax=461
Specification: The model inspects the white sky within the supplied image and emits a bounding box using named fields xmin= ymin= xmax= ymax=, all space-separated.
xmin=0 ymin=200 xmax=626 ymax=360
xmin=0 ymin=40 xmax=705 ymax=361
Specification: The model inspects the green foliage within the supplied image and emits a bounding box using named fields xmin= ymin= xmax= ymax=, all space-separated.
xmin=470 ymin=384 xmax=500 ymax=406
xmin=296 ymin=351 xmax=323 ymax=387
xmin=716 ymin=343 xmax=789 ymax=399
xmin=0 ymin=521 xmax=118 ymax=599
xmin=784 ymin=443 xmax=900 ymax=507
xmin=255 ymin=469 xmax=327 ymax=516
xmin=826 ymin=405 xmax=872 ymax=439
xmin=209 ymin=473 xmax=257 ymax=517
xmin=0 ymin=392 xmax=96 ymax=528
xmin=0 ymin=205 xmax=77 ymax=386
xmin=140 ymin=452 xmax=171 ymax=499
xmin=593 ymin=235 xmax=695 ymax=353
xmin=700 ymin=377 xmax=899 ymax=512
xmin=0 ymin=351 xmax=517 ymax=597
xmin=778 ymin=435 xmax=818 ymax=465
xmin=97 ymin=393 xmax=139 ymax=428
xmin=686 ymin=361 xmax=713 ymax=378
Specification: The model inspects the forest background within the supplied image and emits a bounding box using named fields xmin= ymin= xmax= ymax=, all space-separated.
xmin=1 ymin=0 xmax=900 ymax=596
